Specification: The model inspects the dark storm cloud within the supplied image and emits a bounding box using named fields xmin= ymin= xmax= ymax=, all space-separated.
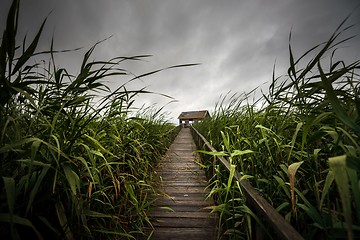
xmin=1 ymin=0 xmax=359 ymax=122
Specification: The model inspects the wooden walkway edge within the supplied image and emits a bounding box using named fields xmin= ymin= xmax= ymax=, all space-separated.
xmin=149 ymin=127 xmax=218 ymax=240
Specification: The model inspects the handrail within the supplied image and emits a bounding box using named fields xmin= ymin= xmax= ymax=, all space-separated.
xmin=190 ymin=125 xmax=304 ymax=240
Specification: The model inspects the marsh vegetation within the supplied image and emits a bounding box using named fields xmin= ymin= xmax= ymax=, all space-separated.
xmin=0 ymin=1 xmax=179 ymax=239
xmin=194 ymin=16 xmax=360 ymax=240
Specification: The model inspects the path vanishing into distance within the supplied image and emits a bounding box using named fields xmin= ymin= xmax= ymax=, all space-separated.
xmin=149 ymin=127 xmax=218 ymax=240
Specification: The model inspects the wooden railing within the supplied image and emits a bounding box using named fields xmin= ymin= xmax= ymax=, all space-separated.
xmin=190 ymin=125 xmax=304 ymax=240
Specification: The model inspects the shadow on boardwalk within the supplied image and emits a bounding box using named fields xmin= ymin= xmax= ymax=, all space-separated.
xmin=149 ymin=127 xmax=218 ymax=240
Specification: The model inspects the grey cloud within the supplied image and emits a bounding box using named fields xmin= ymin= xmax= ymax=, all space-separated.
xmin=1 ymin=0 xmax=359 ymax=123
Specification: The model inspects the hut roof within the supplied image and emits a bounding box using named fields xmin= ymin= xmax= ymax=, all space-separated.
xmin=178 ymin=110 xmax=210 ymax=120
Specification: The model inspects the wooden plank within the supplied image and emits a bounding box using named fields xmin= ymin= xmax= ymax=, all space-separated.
xmin=152 ymin=205 xmax=211 ymax=212
xmin=158 ymin=181 xmax=207 ymax=186
xmin=156 ymin=167 xmax=201 ymax=171
xmin=151 ymin=227 xmax=217 ymax=240
xmin=152 ymin=217 xmax=216 ymax=228
xmin=157 ymin=162 xmax=201 ymax=167
xmin=149 ymin=127 xmax=218 ymax=239
xmin=158 ymin=192 xmax=208 ymax=197
xmin=158 ymin=186 xmax=210 ymax=193
xmin=154 ymin=171 xmax=205 ymax=176
xmin=159 ymin=182 xmax=208 ymax=187
xmin=157 ymin=178 xmax=207 ymax=183
xmin=156 ymin=176 xmax=205 ymax=181
xmin=154 ymin=199 xmax=213 ymax=207
xmin=151 ymin=211 xmax=215 ymax=218
xmin=155 ymin=195 xmax=209 ymax=202
xmin=158 ymin=176 xmax=206 ymax=180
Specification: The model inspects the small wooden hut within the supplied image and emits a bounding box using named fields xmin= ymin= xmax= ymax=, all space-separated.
xmin=178 ymin=110 xmax=210 ymax=127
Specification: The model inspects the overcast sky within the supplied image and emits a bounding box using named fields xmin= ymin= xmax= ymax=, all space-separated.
xmin=1 ymin=0 xmax=360 ymax=123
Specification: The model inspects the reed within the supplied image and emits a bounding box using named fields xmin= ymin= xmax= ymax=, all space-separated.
xmin=0 ymin=1 xmax=179 ymax=239
xmin=195 ymin=16 xmax=360 ymax=239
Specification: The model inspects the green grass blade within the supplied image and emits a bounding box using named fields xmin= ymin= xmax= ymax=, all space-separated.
xmin=12 ymin=17 xmax=47 ymax=75
xmin=55 ymin=201 xmax=74 ymax=240
xmin=320 ymin=170 xmax=335 ymax=209
xmin=273 ymin=175 xmax=290 ymax=198
xmin=347 ymin=168 xmax=360 ymax=222
xmin=62 ymin=164 xmax=80 ymax=196
xmin=288 ymin=122 xmax=303 ymax=162
xmin=288 ymin=161 xmax=303 ymax=213
xmin=2 ymin=177 xmax=15 ymax=237
xmin=318 ymin=62 xmax=360 ymax=134
xmin=26 ymin=165 xmax=50 ymax=215
xmin=329 ymin=155 xmax=353 ymax=239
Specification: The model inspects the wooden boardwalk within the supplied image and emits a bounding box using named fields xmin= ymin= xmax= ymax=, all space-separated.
xmin=149 ymin=127 xmax=218 ymax=240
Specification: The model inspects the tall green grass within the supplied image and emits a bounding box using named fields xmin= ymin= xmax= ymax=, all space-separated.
xmin=195 ymin=17 xmax=360 ymax=239
xmin=0 ymin=1 xmax=180 ymax=239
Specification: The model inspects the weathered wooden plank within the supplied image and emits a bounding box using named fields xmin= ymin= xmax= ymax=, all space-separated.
xmin=158 ymin=186 xmax=210 ymax=193
xmin=151 ymin=227 xmax=217 ymax=240
xmin=158 ymin=182 xmax=208 ymax=187
xmin=157 ymin=177 xmax=205 ymax=182
xmin=160 ymin=158 xmax=195 ymax=162
xmin=157 ymin=181 xmax=207 ymax=186
xmin=155 ymin=197 xmax=209 ymax=203
xmin=149 ymin=127 xmax=218 ymax=239
xmin=156 ymin=167 xmax=201 ymax=172
xmin=163 ymin=156 xmax=197 ymax=160
xmin=156 ymin=175 xmax=205 ymax=180
xmin=152 ymin=217 xmax=216 ymax=228
xmin=157 ymin=162 xmax=200 ymax=167
xmin=157 ymin=162 xmax=200 ymax=166
xmin=153 ymin=199 xmax=209 ymax=205
xmin=152 ymin=205 xmax=210 ymax=212
xmin=154 ymin=171 xmax=205 ymax=176
xmin=151 ymin=211 xmax=215 ymax=218
xmin=157 ymin=179 xmax=207 ymax=184
xmin=157 ymin=192 xmax=208 ymax=197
